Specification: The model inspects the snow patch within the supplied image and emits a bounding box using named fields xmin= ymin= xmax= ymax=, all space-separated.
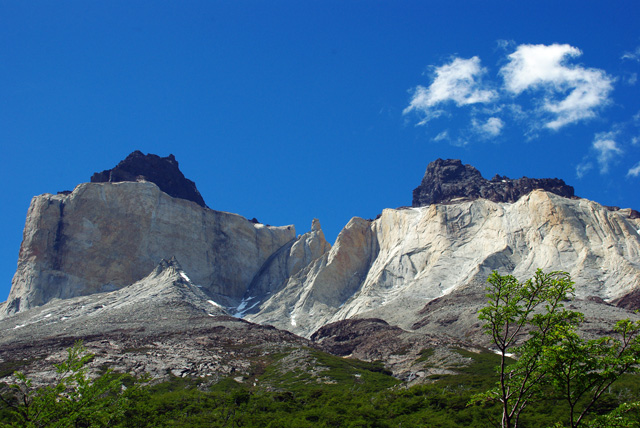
xmin=236 ymin=299 xmax=248 ymax=313
xmin=207 ymin=300 xmax=221 ymax=308
xmin=234 ymin=297 xmax=260 ymax=318
xmin=290 ymin=313 xmax=297 ymax=327
xmin=180 ymin=272 xmax=191 ymax=282
xmin=44 ymin=313 xmax=52 ymax=318
xmin=491 ymin=349 xmax=515 ymax=358
xmin=13 ymin=324 xmax=25 ymax=330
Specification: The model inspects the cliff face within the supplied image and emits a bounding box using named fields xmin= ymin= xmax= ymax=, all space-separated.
xmin=5 ymin=180 xmax=295 ymax=316
xmin=4 ymin=155 xmax=640 ymax=346
xmin=248 ymin=190 xmax=640 ymax=337
xmin=412 ymin=158 xmax=575 ymax=207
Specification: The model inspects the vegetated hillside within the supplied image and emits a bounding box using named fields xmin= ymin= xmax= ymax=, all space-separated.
xmin=3 ymin=339 xmax=639 ymax=427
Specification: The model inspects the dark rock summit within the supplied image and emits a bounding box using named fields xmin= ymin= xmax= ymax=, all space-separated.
xmin=91 ymin=150 xmax=207 ymax=207
xmin=412 ymin=158 xmax=575 ymax=207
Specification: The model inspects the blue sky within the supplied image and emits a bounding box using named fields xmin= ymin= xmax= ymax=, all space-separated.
xmin=1 ymin=1 xmax=639 ymax=301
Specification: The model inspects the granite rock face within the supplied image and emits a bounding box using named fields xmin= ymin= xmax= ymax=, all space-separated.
xmin=4 ymin=180 xmax=295 ymax=316
xmin=4 ymin=155 xmax=640 ymax=348
xmin=235 ymin=218 xmax=332 ymax=317
xmin=247 ymin=217 xmax=380 ymax=335
xmin=91 ymin=150 xmax=207 ymax=207
xmin=249 ymin=191 xmax=640 ymax=338
xmin=412 ymin=158 xmax=575 ymax=207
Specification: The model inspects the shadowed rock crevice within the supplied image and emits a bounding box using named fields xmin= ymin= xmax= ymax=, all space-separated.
xmin=412 ymin=158 xmax=575 ymax=207
xmin=91 ymin=150 xmax=207 ymax=207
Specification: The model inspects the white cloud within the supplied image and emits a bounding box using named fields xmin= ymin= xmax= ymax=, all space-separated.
xmin=500 ymin=44 xmax=614 ymax=130
xmin=628 ymin=162 xmax=640 ymax=177
xmin=593 ymin=132 xmax=623 ymax=173
xmin=576 ymin=162 xmax=593 ymax=179
xmin=495 ymin=39 xmax=515 ymax=52
xmin=622 ymin=46 xmax=640 ymax=62
xmin=433 ymin=130 xmax=449 ymax=142
xmin=404 ymin=56 xmax=497 ymax=124
xmin=473 ymin=117 xmax=504 ymax=138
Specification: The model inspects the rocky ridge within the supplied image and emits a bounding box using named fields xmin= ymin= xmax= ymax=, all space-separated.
xmin=412 ymin=158 xmax=575 ymax=207
xmin=248 ymin=190 xmax=640 ymax=338
xmin=91 ymin=150 xmax=207 ymax=207
xmin=0 ymin=257 xmax=318 ymax=384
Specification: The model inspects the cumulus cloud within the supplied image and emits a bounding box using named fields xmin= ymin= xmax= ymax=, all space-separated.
xmin=593 ymin=132 xmax=623 ymax=173
xmin=404 ymin=56 xmax=497 ymax=124
xmin=473 ymin=117 xmax=504 ymax=138
xmin=628 ymin=162 xmax=640 ymax=177
xmin=500 ymin=44 xmax=614 ymax=130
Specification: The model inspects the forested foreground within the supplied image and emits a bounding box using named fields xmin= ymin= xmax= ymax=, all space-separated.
xmin=1 ymin=344 xmax=639 ymax=428
xmin=113 ymin=351 xmax=640 ymax=428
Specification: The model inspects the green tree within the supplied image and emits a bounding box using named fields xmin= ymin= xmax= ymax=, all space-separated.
xmin=543 ymin=319 xmax=640 ymax=427
xmin=470 ymin=270 xmax=640 ymax=428
xmin=0 ymin=341 xmax=138 ymax=427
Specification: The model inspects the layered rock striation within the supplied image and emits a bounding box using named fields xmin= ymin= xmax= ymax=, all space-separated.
xmin=412 ymin=158 xmax=574 ymax=207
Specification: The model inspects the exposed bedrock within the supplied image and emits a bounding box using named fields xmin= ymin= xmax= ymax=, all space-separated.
xmin=5 ymin=181 xmax=295 ymax=316
xmin=412 ymin=158 xmax=575 ymax=207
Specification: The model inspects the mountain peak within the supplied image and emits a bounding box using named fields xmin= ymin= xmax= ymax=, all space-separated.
xmin=90 ymin=151 xmax=207 ymax=207
xmin=412 ymin=158 xmax=575 ymax=207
